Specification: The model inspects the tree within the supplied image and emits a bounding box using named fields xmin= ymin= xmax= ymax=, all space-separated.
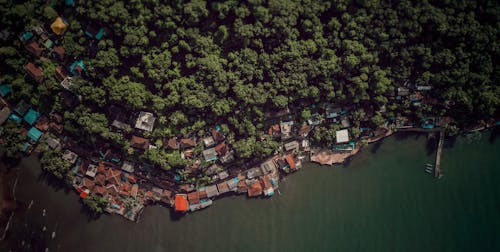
xmin=83 ymin=195 xmax=109 ymax=214
xmin=40 ymin=149 xmax=72 ymax=180
xmin=0 ymin=121 xmax=24 ymax=160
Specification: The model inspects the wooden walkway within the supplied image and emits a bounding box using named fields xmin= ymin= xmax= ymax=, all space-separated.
xmin=434 ymin=130 xmax=445 ymax=178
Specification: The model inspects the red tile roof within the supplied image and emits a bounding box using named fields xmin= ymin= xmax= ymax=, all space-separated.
xmin=53 ymin=45 xmax=64 ymax=60
xmin=82 ymin=177 xmax=95 ymax=190
xmin=24 ymin=62 xmax=43 ymax=82
xmin=247 ymin=181 xmax=263 ymax=197
xmin=211 ymin=128 xmax=225 ymax=143
xmin=95 ymin=173 xmax=106 ymax=186
xmin=187 ymin=191 xmax=200 ymax=204
xmin=165 ymin=137 xmax=179 ymax=149
xmin=93 ymin=185 xmax=107 ymax=196
xmin=131 ymin=136 xmax=149 ymax=150
xmin=106 ymin=169 xmax=122 ymax=185
xmin=26 ymin=41 xmax=44 ymax=57
xmin=286 ymin=155 xmax=297 ymax=170
xmin=174 ymin=194 xmax=189 ymax=212
xmin=180 ymin=138 xmax=196 ymax=148
xmin=106 ymin=184 xmax=118 ymax=196
xmin=215 ymin=142 xmax=227 ymax=156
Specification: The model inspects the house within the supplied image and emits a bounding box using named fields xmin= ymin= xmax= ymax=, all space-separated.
xmin=397 ymin=87 xmax=410 ymax=96
xmin=280 ymin=121 xmax=294 ymax=140
xmin=174 ymin=194 xmax=189 ymax=212
xmin=164 ymin=137 xmax=179 ymax=149
xmin=217 ymin=170 xmax=229 ymax=180
xmin=50 ymin=17 xmax=68 ymax=35
xmin=69 ymin=60 xmax=85 ymax=76
xmin=307 ymin=113 xmax=323 ymax=126
xmin=0 ymin=107 xmax=10 ymax=125
xmin=13 ymin=100 xmax=30 ymax=116
xmin=0 ymin=84 xmax=12 ymax=97
xmin=202 ymin=136 xmax=215 ymax=147
xmin=130 ymin=184 xmax=139 ymax=198
xmin=95 ymin=173 xmax=106 ymax=186
xmin=60 ymin=77 xmax=73 ymax=90
xmin=211 ymin=128 xmax=224 ymax=143
xmin=187 ymin=191 xmax=200 ymax=204
xmin=205 ymin=185 xmax=219 ymax=198
xmin=23 ymin=108 xmax=40 ymax=125
xmin=247 ymin=180 xmax=263 ymax=197
xmin=130 ymin=136 xmax=149 ymax=150
xmin=111 ymin=120 xmax=129 ymax=130
xmin=298 ymin=124 xmax=311 ymax=138
xmin=180 ymin=138 xmax=196 ymax=149
xmin=27 ymin=127 xmax=43 ymax=142
xmin=268 ymin=124 xmax=281 ymax=137
xmin=284 ymin=141 xmax=299 ymax=152
xmin=217 ymin=182 xmax=229 ymax=194
xmin=62 ymin=150 xmax=78 ymax=164
xmin=45 ymin=137 xmax=61 ymax=149
xmin=134 ymin=112 xmax=155 ymax=132
xmin=227 ymin=177 xmax=239 ymax=192
xmin=121 ymin=161 xmax=134 ymax=173
xmin=85 ymin=164 xmax=98 ymax=178
xmin=219 ymin=150 xmax=234 ymax=163
xmin=52 ymin=45 xmax=64 ymax=60
xmin=106 ymin=169 xmax=122 ymax=185
xmin=106 ymin=184 xmax=119 ymax=196
xmin=34 ymin=116 xmax=49 ymax=131
xmin=325 ymin=106 xmax=342 ymax=119
xmin=26 ymin=41 xmax=44 ymax=57
xmin=416 ymin=85 xmax=433 ymax=91
xmin=260 ymin=175 xmax=274 ymax=196
xmin=161 ymin=190 xmax=173 ymax=205
xmin=24 ymin=63 xmax=43 ymax=82
xmin=237 ymin=180 xmax=248 ymax=193
xmin=214 ymin=142 xmax=227 ymax=156
xmin=119 ymin=182 xmax=131 ymax=197
xmin=247 ymin=167 xmax=263 ymax=179
xmin=82 ymin=178 xmax=95 ymax=191
xmin=285 ymin=155 xmax=297 ymax=170
xmin=336 ymin=129 xmax=349 ymax=143
xmin=93 ymin=186 xmax=107 ymax=197
xmin=204 ymin=164 xmax=220 ymax=175
xmin=202 ymin=148 xmax=217 ymax=162
xmin=260 ymin=160 xmax=276 ymax=174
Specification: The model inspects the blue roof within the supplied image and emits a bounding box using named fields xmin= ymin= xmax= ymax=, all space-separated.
xmin=0 ymin=85 xmax=12 ymax=97
xmin=23 ymin=108 xmax=40 ymax=125
xmin=22 ymin=32 xmax=33 ymax=41
xmin=8 ymin=113 xmax=22 ymax=123
xmin=65 ymin=0 xmax=74 ymax=6
xmin=70 ymin=60 xmax=86 ymax=75
xmin=22 ymin=142 xmax=30 ymax=152
xmin=27 ymin=127 xmax=43 ymax=142
xmin=95 ymin=28 xmax=105 ymax=40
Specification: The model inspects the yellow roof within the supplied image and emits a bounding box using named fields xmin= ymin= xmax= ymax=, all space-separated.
xmin=50 ymin=17 xmax=68 ymax=35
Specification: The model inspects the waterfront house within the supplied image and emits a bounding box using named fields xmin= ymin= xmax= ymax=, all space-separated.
xmin=335 ymin=129 xmax=349 ymax=143
xmin=134 ymin=111 xmax=155 ymax=132
xmin=198 ymin=188 xmax=208 ymax=200
xmin=24 ymin=63 xmax=43 ymax=82
xmin=50 ymin=17 xmax=68 ymax=35
xmin=260 ymin=160 xmax=277 ymax=174
xmin=164 ymin=137 xmax=179 ymax=149
xmin=121 ymin=161 xmax=134 ymax=173
xmin=247 ymin=167 xmax=264 ymax=179
xmin=217 ymin=181 xmax=230 ymax=194
xmin=0 ymin=107 xmax=11 ymax=125
xmin=187 ymin=191 xmax=200 ymax=204
xmin=237 ymin=180 xmax=248 ymax=193
xmin=131 ymin=136 xmax=149 ymax=150
xmin=227 ymin=177 xmax=239 ymax=192
xmin=247 ymin=180 xmax=263 ymax=197
xmin=202 ymin=147 xmax=217 ymax=162
xmin=280 ymin=121 xmax=294 ymax=140
xmin=95 ymin=173 xmax=106 ymax=186
xmin=180 ymin=138 xmax=196 ymax=149
xmin=161 ymin=190 xmax=173 ymax=205
xmin=174 ymin=194 xmax=189 ymax=212
xmin=62 ymin=150 xmax=78 ymax=164
xmin=202 ymin=136 xmax=215 ymax=147
xmin=285 ymin=155 xmax=297 ymax=171
xmin=26 ymin=41 xmax=44 ymax=57
xmin=261 ymin=175 xmax=274 ymax=196
xmin=85 ymin=164 xmax=98 ymax=178
xmin=284 ymin=140 xmax=299 ymax=152
xmin=205 ymin=185 xmax=219 ymax=198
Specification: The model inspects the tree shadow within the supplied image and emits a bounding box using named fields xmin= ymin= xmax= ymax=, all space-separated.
xmin=168 ymin=208 xmax=185 ymax=221
xmin=370 ymin=140 xmax=383 ymax=154
xmin=425 ymin=135 xmax=438 ymax=156
xmin=36 ymin=171 xmax=72 ymax=194
xmin=489 ymin=127 xmax=499 ymax=143
xmin=79 ymin=204 xmax=102 ymax=222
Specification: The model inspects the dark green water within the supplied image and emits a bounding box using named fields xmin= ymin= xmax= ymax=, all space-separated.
xmin=2 ymin=131 xmax=499 ymax=252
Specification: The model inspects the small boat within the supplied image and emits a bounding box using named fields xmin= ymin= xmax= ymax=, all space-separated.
xmin=51 ymin=231 xmax=56 ymax=239
xmin=426 ymin=163 xmax=434 ymax=167
xmin=425 ymin=169 xmax=433 ymax=174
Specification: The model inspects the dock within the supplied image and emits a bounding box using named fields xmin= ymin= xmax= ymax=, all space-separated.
xmin=434 ymin=130 xmax=444 ymax=178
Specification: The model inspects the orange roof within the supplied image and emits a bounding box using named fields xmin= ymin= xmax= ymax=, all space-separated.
xmin=187 ymin=191 xmax=200 ymax=204
xmin=174 ymin=194 xmax=189 ymax=212
xmin=50 ymin=17 xmax=68 ymax=35
xmin=247 ymin=181 xmax=263 ymax=197
xmin=286 ymin=155 xmax=297 ymax=170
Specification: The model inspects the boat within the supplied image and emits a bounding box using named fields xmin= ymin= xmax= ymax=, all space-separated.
xmin=426 ymin=163 xmax=434 ymax=167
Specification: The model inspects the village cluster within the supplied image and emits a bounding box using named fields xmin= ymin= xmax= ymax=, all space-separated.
xmin=2 ymin=12 xmax=486 ymax=222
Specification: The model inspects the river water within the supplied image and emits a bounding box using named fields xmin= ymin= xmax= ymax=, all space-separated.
xmin=1 ymin=131 xmax=499 ymax=252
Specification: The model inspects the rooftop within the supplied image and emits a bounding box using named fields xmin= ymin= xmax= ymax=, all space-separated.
xmin=336 ymin=129 xmax=349 ymax=143
xmin=135 ymin=112 xmax=156 ymax=132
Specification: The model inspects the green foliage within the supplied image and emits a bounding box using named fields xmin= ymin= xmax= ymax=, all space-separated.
xmin=40 ymin=149 xmax=72 ymax=180
xmin=83 ymin=195 xmax=109 ymax=214
xmin=0 ymin=121 xmax=24 ymax=159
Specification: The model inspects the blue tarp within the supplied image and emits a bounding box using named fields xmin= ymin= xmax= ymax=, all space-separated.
xmin=8 ymin=113 xmax=22 ymax=123
xmin=0 ymin=85 xmax=12 ymax=97
xmin=27 ymin=127 xmax=42 ymax=142
xmin=22 ymin=142 xmax=30 ymax=152
xmin=22 ymin=32 xmax=33 ymax=41
xmin=70 ymin=60 xmax=85 ymax=75
xmin=95 ymin=28 xmax=105 ymax=40
xmin=65 ymin=0 xmax=74 ymax=6
xmin=23 ymin=108 xmax=40 ymax=125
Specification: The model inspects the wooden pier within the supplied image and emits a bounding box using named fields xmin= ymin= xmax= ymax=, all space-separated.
xmin=434 ymin=130 xmax=444 ymax=178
